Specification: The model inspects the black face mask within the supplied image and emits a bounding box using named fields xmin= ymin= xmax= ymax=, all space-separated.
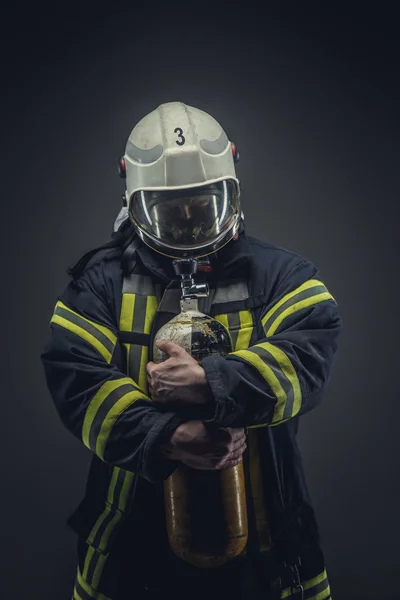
xmin=137 ymin=218 xmax=249 ymax=284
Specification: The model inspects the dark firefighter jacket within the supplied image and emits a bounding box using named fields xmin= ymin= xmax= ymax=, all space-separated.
xmin=41 ymin=220 xmax=342 ymax=600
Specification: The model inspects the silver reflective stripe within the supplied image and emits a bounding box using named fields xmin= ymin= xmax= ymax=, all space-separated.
xmin=213 ymin=280 xmax=249 ymax=304
xmin=122 ymin=274 xmax=156 ymax=296
xmin=226 ymin=311 xmax=241 ymax=349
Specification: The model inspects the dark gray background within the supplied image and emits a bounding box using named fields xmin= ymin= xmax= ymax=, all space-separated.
xmin=2 ymin=4 xmax=399 ymax=599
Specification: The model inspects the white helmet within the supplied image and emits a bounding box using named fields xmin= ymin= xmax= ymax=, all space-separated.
xmin=118 ymin=101 xmax=241 ymax=259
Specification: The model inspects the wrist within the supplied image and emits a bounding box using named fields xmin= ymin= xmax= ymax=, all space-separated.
xmin=156 ymin=416 xmax=187 ymax=459
xmin=160 ymin=427 xmax=186 ymax=460
xmin=169 ymin=422 xmax=187 ymax=446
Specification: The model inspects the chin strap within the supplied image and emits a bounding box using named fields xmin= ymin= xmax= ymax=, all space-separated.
xmin=121 ymin=235 xmax=142 ymax=275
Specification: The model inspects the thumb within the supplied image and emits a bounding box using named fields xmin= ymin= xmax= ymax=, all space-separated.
xmin=155 ymin=339 xmax=185 ymax=357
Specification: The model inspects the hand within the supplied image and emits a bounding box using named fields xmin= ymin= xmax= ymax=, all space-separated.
xmin=160 ymin=421 xmax=247 ymax=470
xmin=146 ymin=340 xmax=213 ymax=406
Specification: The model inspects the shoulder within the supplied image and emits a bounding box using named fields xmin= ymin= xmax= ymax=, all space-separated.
xmin=245 ymin=237 xmax=338 ymax=320
xmin=84 ymin=247 xmax=124 ymax=278
xmin=66 ymin=220 xmax=136 ymax=286
xmin=246 ymin=235 xmax=320 ymax=299
xmin=247 ymin=235 xmax=311 ymax=266
xmin=57 ymin=246 xmax=125 ymax=331
xmin=68 ymin=246 xmax=124 ymax=295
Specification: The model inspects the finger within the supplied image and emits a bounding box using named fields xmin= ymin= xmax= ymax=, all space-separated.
xmin=218 ymin=456 xmax=243 ymax=470
xmin=212 ymin=435 xmax=244 ymax=457
xmin=214 ymin=430 xmax=245 ymax=450
xmin=225 ymin=442 xmax=246 ymax=463
xmin=230 ymin=427 xmax=246 ymax=441
xmin=155 ymin=339 xmax=186 ymax=357
xmin=146 ymin=362 xmax=157 ymax=375
xmin=231 ymin=436 xmax=247 ymax=453
xmin=218 ymin=427 xmax=245 ymax=443
xmin=223 ymin=443 xmax=247 ymax=465
xmin=214 ymin=455 xmax=243 ymax=470
xmin=214 ymin=441 xmax=247 ymax=468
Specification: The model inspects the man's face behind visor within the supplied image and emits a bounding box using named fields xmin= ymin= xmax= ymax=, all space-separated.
xmin=129 ymin=180 xmax=240 ymax=251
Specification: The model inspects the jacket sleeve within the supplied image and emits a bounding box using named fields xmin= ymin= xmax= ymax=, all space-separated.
xmin=41 ymin=260 xmax=185 ymax=482
xmin=201 ymin=259 xmax=342 ymax=429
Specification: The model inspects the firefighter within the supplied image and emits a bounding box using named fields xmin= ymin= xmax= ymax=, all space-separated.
xmin=41 ymin=101 xmax=341 ymax=600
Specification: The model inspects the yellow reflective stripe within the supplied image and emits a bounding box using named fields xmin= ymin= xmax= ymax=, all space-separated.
xmin=89 ymin=550 xmax=108 ymax=591
xmin=280 ymin=569 xmax=329 ymax=599
xmin=57 ymin=301 xmax=117 ymax=344
xmin=98 ymin=511 xmax=122 ymax=552
xmin=51 ymin=315 xmax=113 ymax=363
xmin=239 ymin=309 xmax=253 ymax=328
xmin=304 ymin=569 xmax=328 ymax=591
xmin=76 ymin=567 xmax=112 ymax=600
xmin=309 ymin=586 xmax=331 ymax=600
xmin=144 ymin=295 xmax=158 ymax=334
xmin=232 ymin=349 xmax=287 ymax=418
xmin=72 ymin=586 xmax=84 ymax=600
xmin=259 ymin=341 xmax=302 ymax=419
xmin=233 ymin=342 xmax=301 ymax=423
xmin=120 ymin=293 xmax=158 ymax=387
xmin=86 ymin=478 xmax=122 ymax=553
xmin=107 ymin=466 xmax=120 ymax=505
xmin=81 ymin=378 xmax=133 ymax=449
xmin=87 ymin=469 xmax=135 ymax=553
xmin=262 ymin=280 xmax=324 ymax=327
xmin=215 ymin=313 xmax=229 ymax=333
xmin=214 ymin=313 xmax=234 ymax=351
xmin=267 ymin=292 xmax=333 ymax=337
xmin=96 ymin=389 xmax=143 ymax=459
xmin=91 ymin=552 xmax=108 ymax=590
xmin=214 ymin=312 xmax=254 ymax=352
xmin=56 ymin=300 xmax=117 ymax=345
xmin=119 ymin=294 xmax=135 ymax=331
xmin=248 ymin=416 xmax=292 ymax=429
xmin=118 ymin=470 xmax=136 ymax=512
xmin=86 ymin=474 xmax=135 ymax=551
xmin=235 ymin=310 xmax=253 ymax=351
xmin=51 ymin=303 xmax=117 ymax=364
xmin=262 ymin=279 xmax=335 ymax=336
xmin=82 ymin=544 xmax=96 ymax=580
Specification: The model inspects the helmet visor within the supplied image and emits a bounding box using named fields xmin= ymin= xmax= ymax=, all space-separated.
xmin=129 ymin=179 xmax=240 ymax=251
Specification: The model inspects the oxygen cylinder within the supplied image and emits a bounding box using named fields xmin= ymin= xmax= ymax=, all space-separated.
xmin=152 ymin=259 xmax=248 ymax=568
